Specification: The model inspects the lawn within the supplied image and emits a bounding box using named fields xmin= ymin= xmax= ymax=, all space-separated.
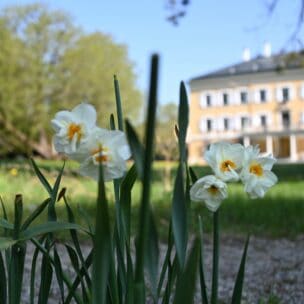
xmin=1 ymin=159 xmax=304 ymax=238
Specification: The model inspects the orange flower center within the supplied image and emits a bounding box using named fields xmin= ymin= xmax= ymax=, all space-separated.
xmin=91 ymin=145 xmax=109 ymax=163
xmin=208 ymin=185 xmax=219 ymax=195
xmin=68 ymin=123 xmax=82 ymax=141
xmin=249 ymin=163 xmax=263 ymax=177
xmin=220 ymin=160 xmax=236 ymax=172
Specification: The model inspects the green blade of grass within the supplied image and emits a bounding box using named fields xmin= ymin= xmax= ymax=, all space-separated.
xmin=125 ymin=120 xmax=144 ymax=180
xmin=177 ymin=82 xmax=189 ymax=163
xmin=31 ymin=238 xmax=84 ymax=304
xmin=231 ymin=235 xmax=250 ymax=304
xmin=0 ymin=251 xmax=7 ymax=304
xmin=30 ymin=236 xmax=46 ymax=304
xmin=171 ymin=81 xmax=190 ymax=269
xmin=198 ymin=216 xmax=209 ymax=304
xmin=162 ymin=255 xmax=179 ymax=304
xmin=77 ymin=204 xmax=93 ymax=235
xmin=113 ymin=75 xmax=126 ymax=304
xmin=8 ymin=242 xmax=26 ymax=304
xmin=157 ymin=222 xmax=173 ymax=297
xmin=145 ymin=208 xmax=159 ymax=300
xmin=0 ymin=197 xmax=6 ymax=213
xmin=0 ymin=238 xmax=17 ymax=250
xmin=21 ymin=198 xmax=50 ymax=230
xmin=38 ymin=242 xmax=53 ymax=304
xmin=211 ymin=210 xmax=220 ymax=304
xmin=13 ymin=195 xmax=23 ymax=240
xmin=65 ymin=243 xmax=90 ymax=301
xmin=53 ymin=245 xmax=65 ymax=303
xmin=189 ymin=166 xmax=198 ymax=184
xmin=110 ymin=113 xmax=116 ymax=130
xmin=134 ymin=54 xmax=159 ymax=303
xmin=113 ymin=174 xmax=124 ymax=303
xmin=120 ymin=164 xmax=137 ymax=243
xmin=0 ymin=196 xmax=8 ymax=223
xmin=9 ymin=198 xmax=24 ymax=302
xmin=0 ymin=219 xmax=13 ymax=230
xmin=65 ymin=244 xmax=80 ymax=273
xmin=63 ymin=196 xmax=91 ymax=288
xmin=172 ymin=239 xmax=200 ymax=304
xmin=125 ymin=243 xmax=134 ymax=304
xmin=64 ymin=249 xmax=93 ymax=304
xmin=108 ymin=248 xmax=120 ymax=304
xmin=114 ymin=75 xmax=124 ymax=131
xmin=92 ymin=163 xmax=112 ymax=304
xmin=48 ymin=162 xmax=65 ymax=222
xmin=20 ymin=222 xmax=84 ymax=240
xmin=30 ymin=158 xmax=52 ymax=196
xmin=172 ymin=164 xmax=187 ymax=268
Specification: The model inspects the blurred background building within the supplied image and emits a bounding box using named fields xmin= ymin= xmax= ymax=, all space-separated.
xmin=188 ymin=45 xmax=304 ymax=164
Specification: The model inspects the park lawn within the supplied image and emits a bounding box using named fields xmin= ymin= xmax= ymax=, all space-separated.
xmin=0 ymin=159 xmax=304 ymax=238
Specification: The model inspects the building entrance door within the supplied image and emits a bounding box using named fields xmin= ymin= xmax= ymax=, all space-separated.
xmin=274 ymin=136 xmax=290 ymax=158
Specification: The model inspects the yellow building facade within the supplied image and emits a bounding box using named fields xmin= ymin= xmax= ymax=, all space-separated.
xmin=188 ymin=52 xmax=304 ymax=164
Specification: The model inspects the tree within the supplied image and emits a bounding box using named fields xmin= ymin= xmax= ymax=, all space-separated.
xmin=0 ymin=3 xmax=78 ymax=156
xmin=0 ymin=3 xmax=142 ymax=157
xmin=155 ymin=102 xmax=178 ymax=161
xmin=57 ymin=32 xmax=141 ymax=128
xmin=155 ymin=103 xmax=179 ymax=190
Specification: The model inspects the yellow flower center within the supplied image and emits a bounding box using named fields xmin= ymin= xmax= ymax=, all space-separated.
xmin=220 ymin=160 xmax=236 ymax=172
xmin=208 ymin=185 xmax=219 ymax=195
xmin=249 ymin=163 xmax=263 ymax=177
xmin=68 ymin=123 xmax=83 ymax=141
xmin=91 ymin=145 xmax=109 ymax=163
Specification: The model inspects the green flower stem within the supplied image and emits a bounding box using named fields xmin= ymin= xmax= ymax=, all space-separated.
xmin=211 ymin=210 xmax=219 ymax=304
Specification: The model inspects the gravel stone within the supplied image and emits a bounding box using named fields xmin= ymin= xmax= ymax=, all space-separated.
xmin=20 ymin=235 xmax=304 ymax=303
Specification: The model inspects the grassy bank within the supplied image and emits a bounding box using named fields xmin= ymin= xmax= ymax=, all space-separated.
xmin=0 ymin=159 xmax=304 ymax=238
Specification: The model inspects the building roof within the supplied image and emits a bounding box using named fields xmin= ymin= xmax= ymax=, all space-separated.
xmin=190 ymin=51 xmax=304 ymax=82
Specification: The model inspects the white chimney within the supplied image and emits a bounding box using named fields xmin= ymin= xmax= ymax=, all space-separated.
xmin=242 ymin=48 xmax=251 ymax=62
xmin=264 ymin=42 xmax=271 ymax=57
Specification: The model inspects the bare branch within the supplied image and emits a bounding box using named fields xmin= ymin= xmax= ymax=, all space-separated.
xmin=267 ymin=0 xmax=280 ymax=14
xmin=165 ymin=0 xmax=190 ymax=25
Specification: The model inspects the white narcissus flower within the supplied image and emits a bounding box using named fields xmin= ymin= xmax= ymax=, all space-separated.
xmin=190 ymin=175 xmax=228 ymax=212
xmin=79 ymin=128 xmax=131 ymax=181
xmin=204 ymin=142 xmax=244 ymax=182
xmin=240 ymin=145 xmax=278 ymax=199
xmin=51 ymin=103 xmax=98 ymax=158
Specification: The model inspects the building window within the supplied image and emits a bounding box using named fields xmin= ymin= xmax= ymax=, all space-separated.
xmin=200 ymin=93 xmax=211 ymax=108
xmin=282 ymin=88 xmax=289 ymax=102
xmin=207 ymin=119 xmax=212 ymax=131
xmin=281 ymin=111 xmax=290 ymax=128
xmin=260 ymin=90 xmax=267 ymax=103
xmin=206 ymin=95 xmax=211 ymax=107
xmin=241 ymin=117 xmax=250 ymax=129
xmin=223 ymin=93 xmax=229 ymax=105
xmin=224 ymin=118 xmax=229 ymax=130
xmin=240 ymin=91 xmax=248 ymax=104
xmin=261 ymin=115 xmax=267 ymax=128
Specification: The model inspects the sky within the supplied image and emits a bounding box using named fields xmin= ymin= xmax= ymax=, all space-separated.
xmin=0 ymin=0 xmax=302 ymax=105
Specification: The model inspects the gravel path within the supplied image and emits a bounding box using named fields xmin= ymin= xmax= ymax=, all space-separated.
xmin=200 ymin=235 xmax=304 ymax=303
xmin=20 ymin=235 xmax=304 ymax=303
